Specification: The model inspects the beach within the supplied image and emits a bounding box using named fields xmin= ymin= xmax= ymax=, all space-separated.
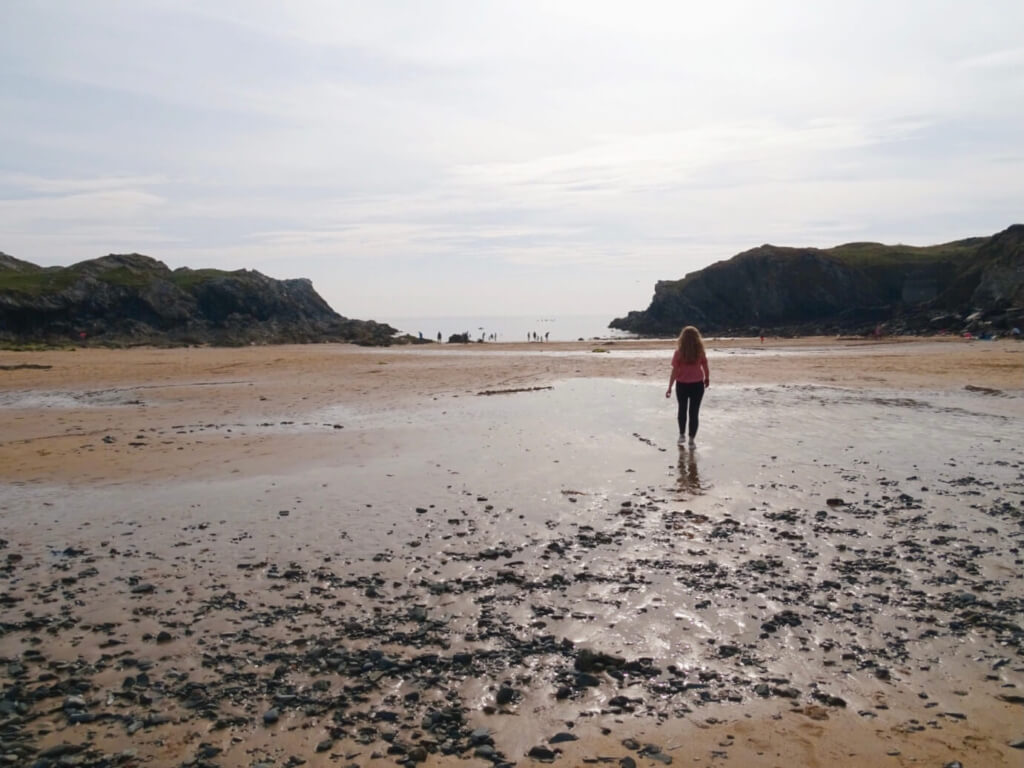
xmin=1 ymin=337 xmax=1022 ymax=767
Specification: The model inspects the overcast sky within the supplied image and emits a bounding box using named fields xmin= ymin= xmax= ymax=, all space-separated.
xmin=2 ymin=1 xmax=1022 ymax=320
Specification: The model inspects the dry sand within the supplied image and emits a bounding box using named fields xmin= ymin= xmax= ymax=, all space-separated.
xmin=1 ymin=337 xmax=1022 ymax=768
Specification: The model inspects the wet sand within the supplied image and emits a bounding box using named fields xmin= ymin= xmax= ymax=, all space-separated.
xmin=1 ymin=337 xmax=1022 ymax=767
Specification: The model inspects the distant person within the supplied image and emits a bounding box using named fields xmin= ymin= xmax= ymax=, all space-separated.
xmin=437 ymin=331 xmax=442 ymax=342
xmin=666 ymin=325 xmax=710 ymax=448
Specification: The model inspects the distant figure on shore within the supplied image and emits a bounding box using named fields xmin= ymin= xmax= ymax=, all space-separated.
xmin=437 ymin=331 xmax=442 ymax=342
xmin=666 ymin=325 xmax=710 ymax=448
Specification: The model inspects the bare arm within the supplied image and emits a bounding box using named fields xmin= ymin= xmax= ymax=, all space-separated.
xmin=666 ymin=350 xmax=678 ymax=397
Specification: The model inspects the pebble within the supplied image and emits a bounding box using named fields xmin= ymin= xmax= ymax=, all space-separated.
xmin=1 ymin=454 xmax=1020 ymax=768
xmin=528 ymin=745 xmax=557 ymax=761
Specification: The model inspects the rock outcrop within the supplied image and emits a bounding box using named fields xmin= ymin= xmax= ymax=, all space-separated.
xmin=0 ymin=253 xmax=398 ymax=346
xmin=610 ymin=225 xmax=1024 ymax=336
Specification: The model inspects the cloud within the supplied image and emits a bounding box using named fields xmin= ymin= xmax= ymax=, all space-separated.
xmin=0 ymin=173 xmax=169 ymax=195
xmin=0 ymin=189 xmax=166 ymax=228
xmin=1 ymin=1 xmax=1023 ymax=316
xmin=957 ymin=47 xmax=1024 ymax=71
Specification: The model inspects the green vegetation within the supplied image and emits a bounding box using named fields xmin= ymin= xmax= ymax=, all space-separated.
xmin=0 ymin=262 xmax=240 ymax=296
xmin=96 ymin=266 xmax=156 ymax=289
xmin=169 ymin=268 xmax=238 ymax=290
xmin=825 ymin=240 xmax=980 ymax=269
xmin=0 ymin=268 xmax=77 ymax=296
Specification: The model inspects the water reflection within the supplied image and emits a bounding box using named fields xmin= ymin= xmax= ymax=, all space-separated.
xmin=676 ymin=446 xmax=703 ymax=496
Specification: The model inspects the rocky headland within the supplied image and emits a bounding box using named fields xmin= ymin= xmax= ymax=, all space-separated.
xmin=611 ymin=224 xmax=1024 ymax=337
xmin=0 ymin=253 xmax=398 ymax=347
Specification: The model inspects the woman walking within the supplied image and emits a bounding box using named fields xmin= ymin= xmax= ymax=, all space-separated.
xmin=666 ymin=326 xmax=710 ymax=447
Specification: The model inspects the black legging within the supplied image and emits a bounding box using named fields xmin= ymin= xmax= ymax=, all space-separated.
xmin=675 ymin=381 xmax=705 ymax=438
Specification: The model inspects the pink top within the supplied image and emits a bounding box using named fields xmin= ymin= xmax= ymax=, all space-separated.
xmin=671 ymin=349 xmax=709 ymax=384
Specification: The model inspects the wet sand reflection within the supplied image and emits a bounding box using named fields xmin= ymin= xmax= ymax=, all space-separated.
xmin=676 ymin=444 xmax=704 ymax=495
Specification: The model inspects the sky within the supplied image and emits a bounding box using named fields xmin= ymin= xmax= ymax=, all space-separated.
xmin=1 ymin=1 xmax=1023 ymax=321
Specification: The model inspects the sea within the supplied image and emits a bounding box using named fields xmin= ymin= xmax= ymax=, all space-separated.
xmin=380 ymin=313 xmax=638 ymax=343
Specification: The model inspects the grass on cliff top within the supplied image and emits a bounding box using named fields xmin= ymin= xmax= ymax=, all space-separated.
xmin=169 ymin=268 xmax=237 ymax=289
xmin=0 ymin=268 xmax=78 ymax=296
xmin=0 ymin=264 xmax=237 ymax=295
xmin=826 ymin=239 xmax=982 ymax=268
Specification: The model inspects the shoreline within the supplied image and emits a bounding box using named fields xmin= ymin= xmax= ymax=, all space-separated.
xmin=1 ymin=337 xmax=1020 ymax=487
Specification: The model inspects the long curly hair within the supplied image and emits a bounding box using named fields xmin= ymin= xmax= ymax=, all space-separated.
xmin=675 ymin=325 xmax=705 ymax=364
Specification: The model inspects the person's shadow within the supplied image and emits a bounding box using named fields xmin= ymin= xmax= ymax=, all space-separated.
xmin=676 ymin=447 xmax=703 ymax=496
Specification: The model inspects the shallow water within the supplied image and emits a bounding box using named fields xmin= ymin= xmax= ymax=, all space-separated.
xmin=1 ymin=378 xmax=1022 ymax=764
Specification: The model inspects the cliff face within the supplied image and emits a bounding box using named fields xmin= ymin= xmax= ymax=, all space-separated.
xmin=0 ymin=253 xmax=397 ymax=346
xmin=611 ymin=225 xmax=1024 ymax=336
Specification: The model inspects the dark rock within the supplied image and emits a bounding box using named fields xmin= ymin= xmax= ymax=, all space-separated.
xmin=470 ymin=728 xmax=493 ymax=746
xmin=196 ymin=744 xmax=222 ymax=759
xmin=528 ymin=745 xmax=557 ymax=761
xmin=609 ymin=225 xmax=1024 ymax=337
xmin=39 ymin=744 xmax=84 ymax=759
xmin=812 ymin=692 xmax=847 ymax=708
xmin=575 ymin=648 xmax=625 ymax=672
xmin=263 ymin=707 xmax=280 ymax=724
xmin=0 ymin=252 xmax=400 ymax=346
xmin=409 ymin=606 xmax=428 ymax=622
xmin=575 ymin=673 xmax=601 ymax=688
xmin=549 ymin=732 xmax=578 ymax=744
xmin=496 ymin=686 xmax=516 ymax=706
